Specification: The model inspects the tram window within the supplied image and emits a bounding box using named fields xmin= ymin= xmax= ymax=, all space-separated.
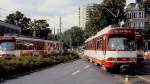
xmin=97 ymin=40 xmax=100 ymax=49
xmin=88 ymin=43 xmax=90 ymax=49
xmin=90 ymin=43 xmax=91 ymax=49
xmin=92 ymin=40 xmax=94 ymax=49
xmin=94 ymin=39 xmax=96 ymax=50
xmin=16 ymin=41 xmax=23 ymax=50
xmin=16 ymin=40 xmax=34 ymax=50
xmin=0 ymin=42 xmax=15 ymax=51
xmin=36 ymin=42 xmax=44 ymax=50
xmin=96 ymin=37 xmax=102 ymax=49
xmin=99 ymin=37 xmax=102 ymax=49
xmin=108 ymin=37 xmax=135 ymax=51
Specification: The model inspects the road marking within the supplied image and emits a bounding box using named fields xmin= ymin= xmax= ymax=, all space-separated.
xmin=136 ymin=75 xmax=150 ymax=83
xmin=114 ymin=75 xmax=131 ymax=84
xmin=131 ymin=69 xmax=150 ymax=83
xmin=72 ymin=70 xmax=80 ymax=76
xmin=84 ymin=65 xmax=90 ymax=69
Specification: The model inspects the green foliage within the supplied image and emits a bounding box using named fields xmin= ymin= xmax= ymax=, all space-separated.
xmin=84 ymin=0 xmax=126 ymax=38
xmin=62 ymin=26 xmax=85 ymax=48
xmin=0 ymin=53 xmax=79 ymax=79
xmin=5 ymin=11 xmax=52 ymax=39
xmin=5 ymin=11 xmax=31 ymax=36
xmin=137 ymin=0 xmax=144 ymax=10
xmin=30 ymin=19 xmax=51 ymax=39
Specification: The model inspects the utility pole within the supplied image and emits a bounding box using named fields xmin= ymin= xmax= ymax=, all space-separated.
xmin=0 ymin=8 xmax=1 ymax=20
xmin=59 ymin=16 xmax=62 ymax=56
xmin=54 ymin=26 xmax=55 ymax=40
xmin=33 ymin=21 xmax=36 ymax=38
xmin=70 ymin=33 xmax=72 ymax=56
xmin=60 ymin=16 xmax=62 ymax=39
xmin=57 ymin=28 xmax=59 ymax=40
xmin=33 ymin=20 xmax=36 ymax=56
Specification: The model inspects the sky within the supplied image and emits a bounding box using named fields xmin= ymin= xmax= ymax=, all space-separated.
xmin=0 ymin=0 xmax=135 ymax=33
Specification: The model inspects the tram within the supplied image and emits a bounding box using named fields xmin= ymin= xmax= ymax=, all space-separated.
xmin=136 ymin=34 xmax=144 ymax=64
xmin=84 ymin=25 xmax=137 ymax=71
xmin=0 ymin=36 xmax=63 ymax=59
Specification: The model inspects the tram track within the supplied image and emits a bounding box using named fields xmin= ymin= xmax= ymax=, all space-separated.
xmin=112 ymin=59 xmax=150 ymax=84
xmin=132 ymin=69 xmax=150 ymax=84
xmin=113 ymin=73 xmax=150 ymax=84
xmin=86 ymin=58 xmax=150 ymax=84
xmin=113 ymin=67 xmax=150 ymax=84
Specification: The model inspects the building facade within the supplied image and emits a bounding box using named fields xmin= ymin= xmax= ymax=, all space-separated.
xmin=144 ymin=0 xmax=150 ymax=30
xmin=126 ymin=3 xmax=145 ymax=29
xmin=0 ymin=20 xmax=21 ymax=36
xmin=79 ymin=3 xmax=98 ymax=30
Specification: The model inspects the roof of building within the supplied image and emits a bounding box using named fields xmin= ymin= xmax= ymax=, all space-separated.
xmin=126 ymin=3 xmax=140 ymax=11
xmin=0 ymin=20 xmax=21 ymax=31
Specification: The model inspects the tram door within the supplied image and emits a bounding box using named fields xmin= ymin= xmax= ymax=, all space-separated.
xmin=102 ymin=35 xmax=106 ymax=60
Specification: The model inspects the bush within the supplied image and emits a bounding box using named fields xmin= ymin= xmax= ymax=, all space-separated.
xmin=0 ymin=53 xmax=79 ymax=79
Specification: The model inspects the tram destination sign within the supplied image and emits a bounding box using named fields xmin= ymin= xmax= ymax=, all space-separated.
xmin=112 ymin=29 xmax=133 ymax=34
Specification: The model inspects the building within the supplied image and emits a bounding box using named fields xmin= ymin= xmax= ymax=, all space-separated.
xmin=79 ymin=3 xmax=98 ymax=30
xmin=0 ymin=20 xmax=21 ymax=36
xmin=126 ymin=3 xmax=146 ymax=30
xmin=144 ymin=0 xmax=150 ymax=30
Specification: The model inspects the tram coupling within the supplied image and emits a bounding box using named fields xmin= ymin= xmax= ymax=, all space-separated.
xmin=120 ymin=65 xmax=130 ymax=73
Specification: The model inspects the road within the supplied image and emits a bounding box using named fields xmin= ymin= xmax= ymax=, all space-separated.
xmin=2 ymin=59 xmax=150 ymax=84
xmin=1 ymin=59 xmax=122 ymax=84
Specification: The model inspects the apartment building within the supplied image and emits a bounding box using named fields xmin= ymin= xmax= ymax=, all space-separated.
xmin=126 ymin=3 xmax=145 ymax=29
xmin=79 ymin=3 xmax=98 ymax=30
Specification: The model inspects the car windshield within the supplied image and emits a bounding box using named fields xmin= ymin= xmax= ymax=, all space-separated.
xmin=0 ymin=42 xmax=15 ymax=51
xmin=108 ymin=37 xmax=135 ymax=51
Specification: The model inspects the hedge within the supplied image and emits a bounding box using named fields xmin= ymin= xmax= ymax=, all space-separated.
xmin=0 ymin=53 xmax=79 ymax=80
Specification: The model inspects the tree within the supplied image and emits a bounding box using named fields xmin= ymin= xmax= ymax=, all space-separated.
xmin=5 ymin=11 xmax=31 ymax=36
xmin=136 ymin=0 xmax=144 ymax=10
xmin=62 ymin=26 xmax=85 ymax=49
xmin=30 ymin=19 xmax=50 ymax=39
xmin=84 ymin=0 xmax=126 ymax=38
xmin=30 ymin=19 xmax=51 ymax=39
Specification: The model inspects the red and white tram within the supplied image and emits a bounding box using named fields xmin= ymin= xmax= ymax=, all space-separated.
xmin=84 ymin=25 xmax=137 ymax=71
xmin=0 ymin=36 xmax=63 ymax=59
xmin=136 ymin=34 xmax=144 ymax=64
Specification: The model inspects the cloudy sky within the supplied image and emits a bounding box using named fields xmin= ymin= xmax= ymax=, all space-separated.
xmin=0 ymin=0 xmax=135 ymax=33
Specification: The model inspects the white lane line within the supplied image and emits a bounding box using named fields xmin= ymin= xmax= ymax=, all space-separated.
xmin=136 ymin=75 xmax=150 ymax=83
xmin=72 ymin=70 xmax=80 ymax=76
xmin=84 ymin=65 xmax=90 ymax=69
xmin=114 ymin=75 xmax=131 ymax=84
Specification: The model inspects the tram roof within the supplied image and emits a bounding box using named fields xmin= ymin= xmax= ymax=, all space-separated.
xmin=85 ymin=25 xmax=115 ymax=43
xmin=16 ymin=37 xmax=62 ymax=43
xmin=85 ymin=25 xmax=135 ymax=43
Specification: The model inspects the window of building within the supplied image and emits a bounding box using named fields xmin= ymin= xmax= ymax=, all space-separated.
xmin=139 ymin=12 xmax=141 ymax=18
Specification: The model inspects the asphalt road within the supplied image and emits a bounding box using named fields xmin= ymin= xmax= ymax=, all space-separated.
xmin=1 ymin=59 xmax=122 ymax=84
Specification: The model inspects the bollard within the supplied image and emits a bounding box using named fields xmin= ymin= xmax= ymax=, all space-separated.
xmin=124 ymin=75 xmax=129 ymax=84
